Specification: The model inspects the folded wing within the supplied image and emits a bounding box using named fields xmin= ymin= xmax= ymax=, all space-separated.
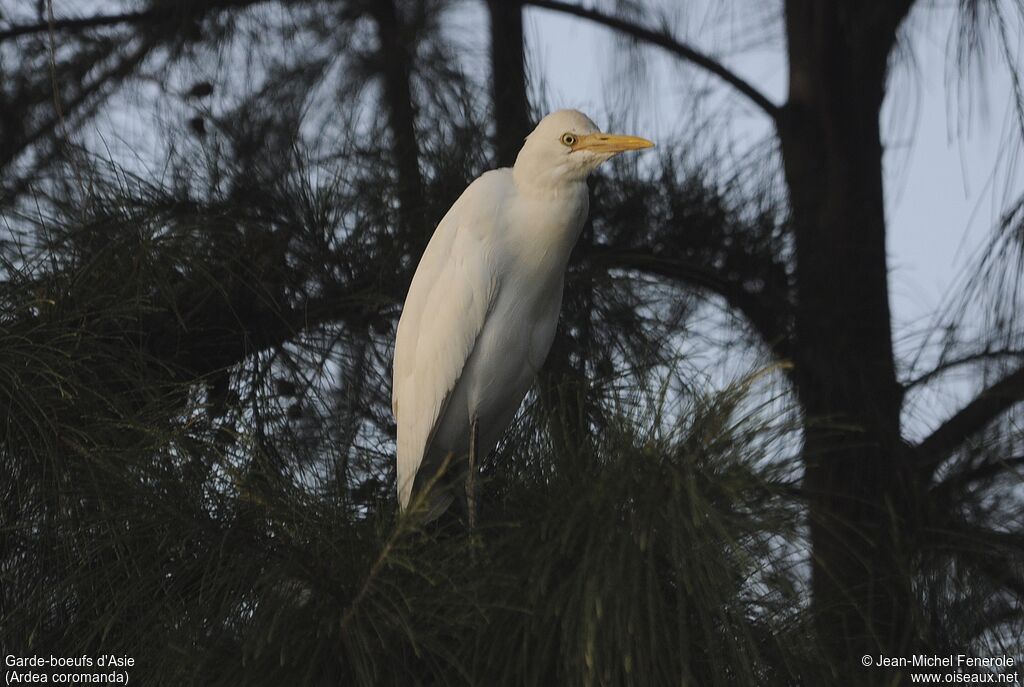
xmin=392 ymin=171 xmax=508 ymax=508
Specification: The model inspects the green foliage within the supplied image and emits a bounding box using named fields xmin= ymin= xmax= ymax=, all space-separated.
xmin=0 ymin=135 xmax=816 ymax=683
xmin=0 ymin=283 xmax=813 ymax=684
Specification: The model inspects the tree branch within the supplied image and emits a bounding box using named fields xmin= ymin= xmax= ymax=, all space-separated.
xmin=918 ymin=366 xmax=1024 ymax=467
xmin=2 ymin=41 xmax=153 ymax=173
xmin=904 ymin=349 xmax=1024 ymax=390
xmin=0 ymin=0 xmax=319 ymax=43
xmin=584 ymin=246 xmax=794 ymax=364
xmin=0 ymin=10 xmax=162 ymax=42
xmin=522 ymin=0 xmax=780 ymax=121
xmin=932 ymin=455 xmax=1024 ymax=499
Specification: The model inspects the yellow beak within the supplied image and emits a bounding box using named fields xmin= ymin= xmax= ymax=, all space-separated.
xmin=572 ymin=132 xmax=655 ymax=154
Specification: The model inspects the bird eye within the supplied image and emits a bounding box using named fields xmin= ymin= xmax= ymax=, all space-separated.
xmin=560 ymin=132 xmax=578 ymax=147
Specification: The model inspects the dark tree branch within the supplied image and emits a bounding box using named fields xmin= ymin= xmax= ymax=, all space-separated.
xmin=523 ymin=0 xmax=780 ymax=121
xmin=0 ymin=0 xmax=322 ymax=43
xmin=1 ymin=42 xmax=153 ymax=173
xmin=140 ymin=271 xmax=384 ymax=383
xmin=0 ymin=10 xmax=161 ymax=42
xmin=918 ymin=366 xmax=1024 ymax=468
xmin=585 ymin=246 xmax=794 ymax=364
xmin=932 ymin=455 xmax=1024 ymax=499
xmin=904 ymin=349 xmax=1024 ymax=390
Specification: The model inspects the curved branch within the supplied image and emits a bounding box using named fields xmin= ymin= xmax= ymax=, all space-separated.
xmin=904 ymin=349 xmax=1024 ymax=390
xmin=918 ymin=366 xmax=1024 ymax=468
xmin=585 ymin=246 xmax=793 ymax=364
xmin=523 ymin=0 xmax=780 ymax=121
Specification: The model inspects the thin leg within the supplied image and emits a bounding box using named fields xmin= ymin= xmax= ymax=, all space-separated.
xmin=467 ymin=416 xmax=479 ymax=530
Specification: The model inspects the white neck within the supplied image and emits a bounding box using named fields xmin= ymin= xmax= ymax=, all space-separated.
xmin=511 ymin=145 xmax=590 ymax=199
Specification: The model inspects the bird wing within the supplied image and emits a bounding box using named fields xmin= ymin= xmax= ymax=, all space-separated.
xmin=392 ymin=170 xmax=508 ymax=508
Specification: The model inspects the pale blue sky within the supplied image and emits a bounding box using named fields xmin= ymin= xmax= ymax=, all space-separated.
xmin=526 ymin=2 xmax=1014 ymax=317
xmin=524 ymin=1 xmax=1022 ymax=439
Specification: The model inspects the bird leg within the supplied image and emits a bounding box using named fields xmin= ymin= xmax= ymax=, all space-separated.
xmin=467 ymin=416 xmax=479 ymax=531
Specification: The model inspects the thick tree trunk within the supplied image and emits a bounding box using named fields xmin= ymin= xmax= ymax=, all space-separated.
xmin=486 ymin=0 xmax=531 ymax=166
xmin=780 ymin=1 xmax=916 ymax=681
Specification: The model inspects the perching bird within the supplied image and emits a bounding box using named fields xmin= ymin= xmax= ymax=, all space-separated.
xmin=392 ymin=109 xmax=654 ymax=522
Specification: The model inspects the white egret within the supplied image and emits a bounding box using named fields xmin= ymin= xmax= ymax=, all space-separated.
xmin=392 ymin=109 xmax=654 ymax=523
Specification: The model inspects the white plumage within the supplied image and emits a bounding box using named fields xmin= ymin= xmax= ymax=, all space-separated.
xmin=392 ymin=109 xmax=653 ymax=514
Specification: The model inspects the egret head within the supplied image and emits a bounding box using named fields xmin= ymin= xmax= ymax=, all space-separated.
xmin=513 ymin=109 xmax=654 ymax=188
